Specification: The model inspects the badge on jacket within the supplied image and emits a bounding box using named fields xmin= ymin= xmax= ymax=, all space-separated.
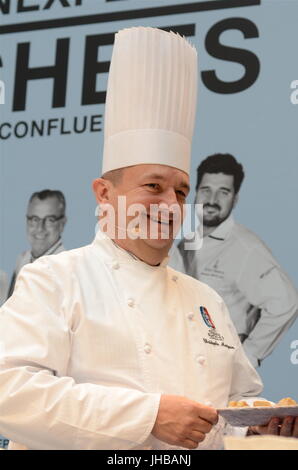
xmin=200 ymin=306 xmax=216 ymax=329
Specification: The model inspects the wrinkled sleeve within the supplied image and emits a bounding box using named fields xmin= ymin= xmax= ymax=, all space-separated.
xmin=222 ymin=301 xmax=264 ymax=402
xmin=0 ymin=259 xmax=160 ymax=450
xmin=236 ymin=246 xmax=298 ymax=367
xmin=222 ymin=302 xmax=264 ymax=439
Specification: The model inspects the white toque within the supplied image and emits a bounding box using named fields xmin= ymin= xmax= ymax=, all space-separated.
xmin=102 ymin=27 xmax=198 ymax=176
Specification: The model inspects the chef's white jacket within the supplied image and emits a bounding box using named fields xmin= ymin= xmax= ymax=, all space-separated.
xmin=0 ymin=270 xmax=8 ymax=307
xmin=7 ymin=238 xmax=65 ymax=299
xmin=172 ymin=216 xmax=298 ymax=368
xmin=0 ymin=230 xmax=263 ymax=450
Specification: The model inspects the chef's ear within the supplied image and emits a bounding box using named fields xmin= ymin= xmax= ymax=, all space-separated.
xmin=92 ymin=178 xmax=113 ymax=204
xmin=232 ymin=193 xmax=239 ymax=208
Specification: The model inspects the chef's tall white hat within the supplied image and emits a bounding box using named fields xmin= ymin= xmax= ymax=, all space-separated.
xmin=102 ymin=27 xmax=198 ymax=176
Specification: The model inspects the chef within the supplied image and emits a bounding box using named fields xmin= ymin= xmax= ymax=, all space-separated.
xmin=7 ymin=189 xmax=66 ymax=299
xmin=0 ymin=27 xmax=290 ymax=451
xmin=171 ymin=153 xmax=298 ymax=368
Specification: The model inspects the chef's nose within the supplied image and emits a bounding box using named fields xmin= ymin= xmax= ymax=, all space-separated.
xmin=161 ymin=187 xmax=181 ymax=206
xmin=35 ymin=220 xmax=47 ymax=232
xmin=159 ymin=191 xmax=183 ymax=223
xmin=208 ymin=191 xmax=218 ymax=205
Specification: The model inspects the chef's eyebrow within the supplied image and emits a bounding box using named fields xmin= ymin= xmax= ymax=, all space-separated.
xmin=199 ymin=185 xmax=232 ymax=192
xmin=142 ymin=173 xmax=190 ymax=192
xmin=219 ymin=186 xmax=232 ymax=192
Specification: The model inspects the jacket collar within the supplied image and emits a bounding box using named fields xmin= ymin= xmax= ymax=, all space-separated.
xmin=93 ymin=229 xmax=169 ymax=268
xmin=30 ymin=237 xmax=64 ymax=262
xmin=206 ymin=215 xmax=235 ymax=241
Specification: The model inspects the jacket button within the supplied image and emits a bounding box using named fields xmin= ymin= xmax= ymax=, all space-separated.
xmin=172 ymin=275 xmax=178 ymax=282
xmin=112 ymin=261 xmax=120 ymax=270
xmin=187 ymin=312 xmax=194 ymax=320
xmin=196 ymin=355 xmax=206 ymax=365
xmin=127 ymin=298 xmax=135 ymax=308
xmin=144 ymin=343 xmax=152 ymax=354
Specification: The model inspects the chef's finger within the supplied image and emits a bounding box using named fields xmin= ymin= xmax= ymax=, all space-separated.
xmin=267 ymin=418 xmax=281 ymax=435
xmin=292 ymin=417 xmax=298 ymax=438
xmin=194 ymin=418 xmax=213 ymax=434
xmin=182 ymin=438 xmax=200 ymax=450
xmin=196 ymin=405 xmax=218 ymax=425
xmin=267 ymin=418 xmax=280 ymax=436
xmin=257 ymin=418 xmax=280 ymax=435
xmin=279 ymin=417 xmax=294 ymax=437
xmin=249 ymin=425 xmax=260 ymax=435
xmin=189 ymin=430 xmax=206 ymax=443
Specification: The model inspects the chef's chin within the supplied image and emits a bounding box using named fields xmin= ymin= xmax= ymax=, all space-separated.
xmin=30 ymin=241 xmax=50 ymax=256
xmin=203 ymin=210 xmax=231 ymax=227
xmin=142 ymin=236 xmax=173 ymax=251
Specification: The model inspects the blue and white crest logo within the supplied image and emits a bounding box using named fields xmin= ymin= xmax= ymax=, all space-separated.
xmin=199 ymin=306 xmax=216 ymax=329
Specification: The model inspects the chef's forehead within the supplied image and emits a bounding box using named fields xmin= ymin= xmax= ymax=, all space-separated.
xmin=27 ymin=195 xmax=64 ymax=214
xmin=123 ymin=164 xmax=189 ymax=186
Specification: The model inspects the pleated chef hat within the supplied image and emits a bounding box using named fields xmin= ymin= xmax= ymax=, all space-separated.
xmin=102 ymin=27 xmax=198 ymax=176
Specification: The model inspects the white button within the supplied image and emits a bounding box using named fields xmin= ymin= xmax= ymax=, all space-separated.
xmin=144 ymin=343 xmax=152 ymax=354
xmin=112 ymin=261 xmax=120 ymax=270
xmin=187 ymin=312 xmax=194 ymax=320
xmin=127 ymin=298 xmax=135 ymax=307
xmin=172 ymin=275 xmax=178 ymax=282
xmin=196 ymin=355 xmax=206 ymax=365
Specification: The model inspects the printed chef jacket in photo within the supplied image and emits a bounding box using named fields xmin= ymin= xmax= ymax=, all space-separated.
xmin=0 ymin=230 xmax=263 ymax=450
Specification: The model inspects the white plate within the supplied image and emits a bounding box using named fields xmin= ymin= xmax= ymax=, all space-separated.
xmin=217 ymin=406 xmax=298 ymax=427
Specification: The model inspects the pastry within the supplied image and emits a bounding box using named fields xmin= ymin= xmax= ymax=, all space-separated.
xmin=228 ymin=400 xmax=249 ymax=407
xmin=277 ymin=397 xmax=297 ymax=406
xmin=253 ymin=400 xmax=273 ymax=407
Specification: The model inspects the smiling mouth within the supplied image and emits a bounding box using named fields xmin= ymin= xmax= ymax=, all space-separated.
xmin=205 ymin=205 xmax=220 ymax=212
xmin=147 ymin=214 xmax=173 ymax=226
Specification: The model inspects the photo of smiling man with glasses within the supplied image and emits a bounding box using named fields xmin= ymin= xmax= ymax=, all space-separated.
xmin=7 ymin=189 xmax=67 ymax=298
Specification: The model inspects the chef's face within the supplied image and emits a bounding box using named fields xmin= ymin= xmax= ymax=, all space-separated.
xmin=196 ymin=172 xmax=237 ymax=227
xmin=26 ymin=196 xmax=66 ymax=258
xmin=95 ymin=164 xmax=189 ymax=252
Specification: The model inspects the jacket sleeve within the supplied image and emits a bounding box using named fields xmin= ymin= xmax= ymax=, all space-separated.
xmin=236 ymin=246 xmax=298 ymax=367
xmin=0 ymin=270 xmax=8 ymax=306
xmin=0 ymin=259 xmax=161 ymax=450
xmin=221 ymin=301 xmax=264 ymax=402
xmin=214 ymin=300 xmax=263 ymax=439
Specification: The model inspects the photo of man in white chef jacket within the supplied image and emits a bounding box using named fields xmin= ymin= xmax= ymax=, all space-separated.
xmin=0 ymin=28 xmax=297 ymax=450
xmin=7 ymin=189 xmax=66 ymax=299
xmin=171 ymin=154 xmax=298 ymax=369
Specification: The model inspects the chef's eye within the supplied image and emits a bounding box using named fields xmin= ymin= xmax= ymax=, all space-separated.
xmin=219 ymin=189 xmax=230 ymax=196
xmin=177 ymin=190 xmax=187 ymax=198
xmin=145 ymin=183 xmax=159 ymax=190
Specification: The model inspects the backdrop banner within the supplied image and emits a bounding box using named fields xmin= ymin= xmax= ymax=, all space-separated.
xmin=1 ymin=0 xmax=297 ymax=404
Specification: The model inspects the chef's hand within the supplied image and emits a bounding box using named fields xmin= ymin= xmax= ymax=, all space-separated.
xmin=249 ymin=416 xmax=298 ymax=438
xmin=151 ymin=394 xmax=218 ymax=449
